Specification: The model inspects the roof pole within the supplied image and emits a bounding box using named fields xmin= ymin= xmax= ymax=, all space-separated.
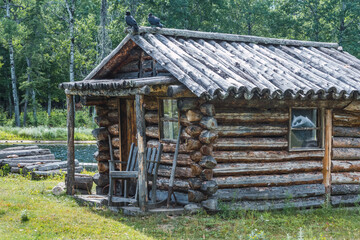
xmin=135 ymin=94 xmax=147 ymax=211
xmin=66 ymin=94 xmax=75 ymax=195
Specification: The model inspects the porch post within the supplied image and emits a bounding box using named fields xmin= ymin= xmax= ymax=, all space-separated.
xmin=323 ymin=109 xmax=332 ymax=199
xmin=135 ymin=94 xmax=147 ymax=211
xmin=66 ymin=94 xmax=75 ymax=195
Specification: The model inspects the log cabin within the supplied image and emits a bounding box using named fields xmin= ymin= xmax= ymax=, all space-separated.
xmin=60 ymin=27 xmax=360 ymax=211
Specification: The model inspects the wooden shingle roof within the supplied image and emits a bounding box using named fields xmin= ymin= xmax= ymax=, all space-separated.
xmin=62 ymin=27 xmax=360 ymax=100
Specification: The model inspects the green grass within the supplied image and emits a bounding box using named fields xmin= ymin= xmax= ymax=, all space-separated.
xmin=2 ymin=175 xmax=360 ymax=239
xmin=0 ymin=126 xmax=95 ymax=141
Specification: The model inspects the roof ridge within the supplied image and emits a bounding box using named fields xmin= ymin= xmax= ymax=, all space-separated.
xmin=127 ymin=27 xmax=339 ymax=48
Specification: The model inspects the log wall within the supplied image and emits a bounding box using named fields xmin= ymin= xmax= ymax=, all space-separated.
xmin=210 ymin=102 xmax=326 ymax=210
xmin=331 ymin=110 xmax=360 ymax=206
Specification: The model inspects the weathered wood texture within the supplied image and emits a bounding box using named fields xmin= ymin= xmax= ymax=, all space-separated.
xmin=222 ymin=196 xmax=325 ymax=211
xmin=217 ymin=125 xmax=287 ymax=137
xmin=331 ymin=172 xmax=360 ymax=184
xmin=214 ymin=184 xmax=325 ymax=201
xmin=66 ymin=94 xmax=75 ymax=195
xmin=213 ymin=161 xmax=322 ymax=176
xmin=214 ymin=173 xmax=323 ymax=188
xmin=213 ymin=150 xmax=324 ymax=163
xmin=213 ymin=138 xmax=288 ymax=150
xmin=215 ymin=110 xmax=289 ymax=124
xmin=332 ymin=184 xmax=360 ymax=195
xmin=333 ymin=137 xmax=360 ymax=148
xmin=331 ymin=195 xmax=360 ymax=206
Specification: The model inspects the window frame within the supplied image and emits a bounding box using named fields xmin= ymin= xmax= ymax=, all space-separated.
xmin=288 ymin=107 xmax=325 ymax=151
xmin=158 ymin=98 xmax=180 ymax=143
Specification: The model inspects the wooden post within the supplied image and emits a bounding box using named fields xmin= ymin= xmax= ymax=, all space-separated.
xmin=66 ymin=94 xmax=75 ymax=195
xmin=323 ymin=109 xmax=332 ymax=198
xmin=135 ymin=94 xmax=147 ymax=211
xmin=117 ymin=99 xmax=122 ymax=171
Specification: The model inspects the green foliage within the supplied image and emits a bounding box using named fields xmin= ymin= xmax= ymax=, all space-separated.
xmin=20 ymin=209 xmax=30 ymax=222
xmin=0 ymin=164 xmax=11 ymax=177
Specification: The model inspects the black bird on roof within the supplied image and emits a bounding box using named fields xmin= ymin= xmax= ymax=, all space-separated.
xmin=148 ymin=13 xmax=163 ymax=28
xmin=125 ymin=11 xmax=139 ymax=33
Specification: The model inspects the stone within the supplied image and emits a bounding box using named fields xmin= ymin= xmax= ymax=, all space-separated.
xmin=52 ymin=182 xmax=66 ymax=196
xmin=184 ymin=203 xmax=203 ymax=214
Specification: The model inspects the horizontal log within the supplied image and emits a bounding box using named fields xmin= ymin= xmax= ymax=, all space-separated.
xmin=180 ymin=114 xmax=191 ymax=126
xmin=98 ymin=161 xmax=109 ymax=173
xmin=214 ymin=172 xmax=323 ymax=188
xmin=332 ymin=160 xmax=360 ymax=172
xmin=188 ymin=190 xmax=206 ymax=203
xmin=108 ymin=124 xmax=119 ymax=135
xmin=333 ymin=112 xmax=360 ymax=127
xmin=73 ymin=174 xmax=93 ymax=191
xmin=31 ymin=167 xmax=83 ymax=180
xmin=147 ymin=140 xmax=191 ymax=153
xmin=0 ymin=149 xmax=52 ymax=159
xmin=331 ymin=184 xmax=360 ymax=195
xmin=222 ymin=196 xmax=325 ymax=211
xmin=333 ymin=137 xmax=360 ymax=148
xmin=186 ymin=110 xmax=203 ymax=122
xmin=107 ymin=111 xmax=118 ymax=123
xmin=0 ymin=154 xmax=55 ymax=163
xmin=154 ymin=190 xmax=189 ymax=205
xmin=1 ymin=145 xmax=39 ymax=151
xmin=200 ymin=103 xmax=215 ymax=117
xmin=11 ymin=167 xmax=20 ymax=173
xmin=23 ymin=160 xmax=79 ymax=175
xmin=144 ymin=97 xmax=158 ymax=110
xmin=331 ymin=195 xmax=360 ymax=206
xmin=94 ymin=151 xmax=110 ymax=161
xmin=213 ymin=150 xmax=324 ymax=163
xmin=97 ymin=140 xmax=109 ymax=152
xmin=93 ymin=173 xmax=109 ymax=187
xmin=177 ymin=98 xmax=199 ymax=111
xmin=146 ymin=126 xmax=159 ymax=139
xmin=214 ymin=184 xmax=325 ymax=201
xmin=332 ymin=172 xmax=360 ymax=184
xmin=154 ymin=177 xmax=190 ymax=192
xmin=95 ymin=106 xmax=110 ymax=116
xmin=185 ymin=125 xmax=203 ymax=138
xmin=94 ymin=116 xmax=111 ymax=127
xmin=332 ymin=148 xmax=360 ymax=160
xmin=215 ymin=111 xmax=289 ymax=124
xmin=2 ymin=160 xmax=61 ymax=168
xmin=213 ymin=138 xmax=288 ymax=150
xmin=217 ymin=125 xmax=287 ymax=137
xmin=333 ymin=126 xmax=360 ymax=137
xmin=161 ymin=153 xmax=192 ymax=166
xmin=92 ymin=128 xmax=109 ymax=141
xmin=213 ymin=161 xmax=322 ymax=176
xmin=158 ymin=165 xmax=195 ymax=178
xmin=145 ymin=111 xmax=158 ymax=124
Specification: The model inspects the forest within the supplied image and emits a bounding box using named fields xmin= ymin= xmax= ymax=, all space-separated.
xmin=0 ymin=0 xmax=359 ymax=127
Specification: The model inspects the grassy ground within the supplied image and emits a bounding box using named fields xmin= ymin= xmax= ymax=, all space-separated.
xmin=0 ymin=126 xmax=95 ymax=141
xmin=1 ymin=175 xmax=360 ymax=239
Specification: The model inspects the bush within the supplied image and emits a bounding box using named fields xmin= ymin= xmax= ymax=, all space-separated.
xmin=0 ymin=108 xmax=96 ymax=129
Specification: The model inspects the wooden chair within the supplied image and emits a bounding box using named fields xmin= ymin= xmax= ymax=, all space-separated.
xmin=108 ymin=136 xmax=163 ymax=206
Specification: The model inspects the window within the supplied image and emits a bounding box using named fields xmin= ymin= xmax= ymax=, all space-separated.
xmin=289 ymin=108 xmax=323 ymax=150
xmin=160 ymin=99 xmax=179 ymax=140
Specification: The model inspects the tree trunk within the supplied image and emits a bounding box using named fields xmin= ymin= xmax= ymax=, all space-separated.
xmin=9 ymin=39 xmax=20 ymax=127
xmin=99 ymin=0 xmax=110 ymax=62
xmin=47 ymin=83 xmax=51 ymax=117
xmin=5 ymin=0 xmax=20 ymax=127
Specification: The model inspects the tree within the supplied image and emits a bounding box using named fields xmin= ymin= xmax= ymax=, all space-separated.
xmin=1 ymin=0 xmax=24 ymax=126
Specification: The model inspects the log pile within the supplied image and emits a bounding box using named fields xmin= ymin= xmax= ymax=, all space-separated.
xmin=0 ymin=145 xmax=59 ymax=174
xmin=0 ymin=145 xmax=86 ymax=182
xmin=209 ymin=102 xmax=325 ymax=210
xmin=331 ymin=110 xmax=360 ymax=206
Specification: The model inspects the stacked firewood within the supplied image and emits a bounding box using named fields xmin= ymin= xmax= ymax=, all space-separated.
xmin=0 ymin=145 xmax=83 ymax=180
